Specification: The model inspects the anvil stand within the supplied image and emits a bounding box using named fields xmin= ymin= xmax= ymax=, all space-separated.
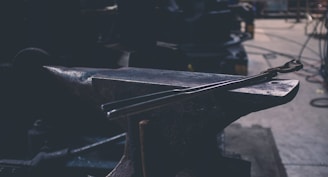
xmin=45 ymin=66 xmax=299 ymax=177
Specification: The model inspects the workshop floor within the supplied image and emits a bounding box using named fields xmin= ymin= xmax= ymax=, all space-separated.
xmin=232 ymin=19 xmax=328 ymax=177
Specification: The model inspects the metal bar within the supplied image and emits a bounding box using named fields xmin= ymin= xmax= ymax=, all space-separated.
xmin=100 ymin=79 xmax=234 ymax=112
xmin=70 ymin=133 xmax=126 ymax=155
xmin=104 ymin=73 xmax=270 ymax=120
xmin=102 ymin=60 xmax=302 ymax=120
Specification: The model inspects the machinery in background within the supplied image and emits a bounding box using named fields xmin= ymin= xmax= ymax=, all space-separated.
xmin=0 ymin=0 xmax=254 ymax=75
xmin=125 ymin=0 xmax=255 ymax=75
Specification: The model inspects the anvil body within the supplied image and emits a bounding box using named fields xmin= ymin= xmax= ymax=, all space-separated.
xmin=43 ymin=66 xmax=299 ymax=177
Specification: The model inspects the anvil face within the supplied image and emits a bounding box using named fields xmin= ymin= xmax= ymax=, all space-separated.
xmin=46 ymin=66 xmax=299 ymax=98
xmin=44 ymin=66 xmax=300 ymax=134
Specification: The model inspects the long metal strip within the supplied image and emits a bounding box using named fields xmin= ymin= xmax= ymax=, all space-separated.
xmin=103 ymin=73 xmax=270 ymax=120
xmin=102 ymin=59 xmax=303 ymax=120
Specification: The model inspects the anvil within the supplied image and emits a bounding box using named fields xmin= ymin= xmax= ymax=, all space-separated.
xmin=43 ymin=66 xmax=299 ymax=177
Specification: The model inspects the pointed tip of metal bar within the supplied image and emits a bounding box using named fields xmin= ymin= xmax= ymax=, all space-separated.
xmin=107 ymin=109 xmax=119 ymax=120
xmin=100 ymin=104 xmax=107 ymax=111
xmin=102 ymin=103 xmax=118 ymax=113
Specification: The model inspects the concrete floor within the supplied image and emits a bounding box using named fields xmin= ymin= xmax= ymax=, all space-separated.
xmin=233 ymin=19 xmax=328 ymax=177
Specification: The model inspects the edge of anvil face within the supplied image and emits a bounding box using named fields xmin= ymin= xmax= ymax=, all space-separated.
xmin=90 ymin=67 xmax=299 ymax=97
xmin=44 ymin=66 xmax=299 ymax=98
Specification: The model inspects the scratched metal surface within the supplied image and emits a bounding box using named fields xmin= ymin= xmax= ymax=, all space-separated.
xmin=44 ymin=66 xmax=299 ymax=121
xmin=45 ymin=66 xmax=299 ymax=98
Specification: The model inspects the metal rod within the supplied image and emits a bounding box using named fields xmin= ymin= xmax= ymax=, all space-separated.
xmin=102 ymin=60 xmax=302 ymax=120
xmin=100 ymin=79 xmax=234 ymax=112
xmin=104 ymin=73 xmax=270 ymax=120
xmin=70 ymin=133 xmax=126 ymax=155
